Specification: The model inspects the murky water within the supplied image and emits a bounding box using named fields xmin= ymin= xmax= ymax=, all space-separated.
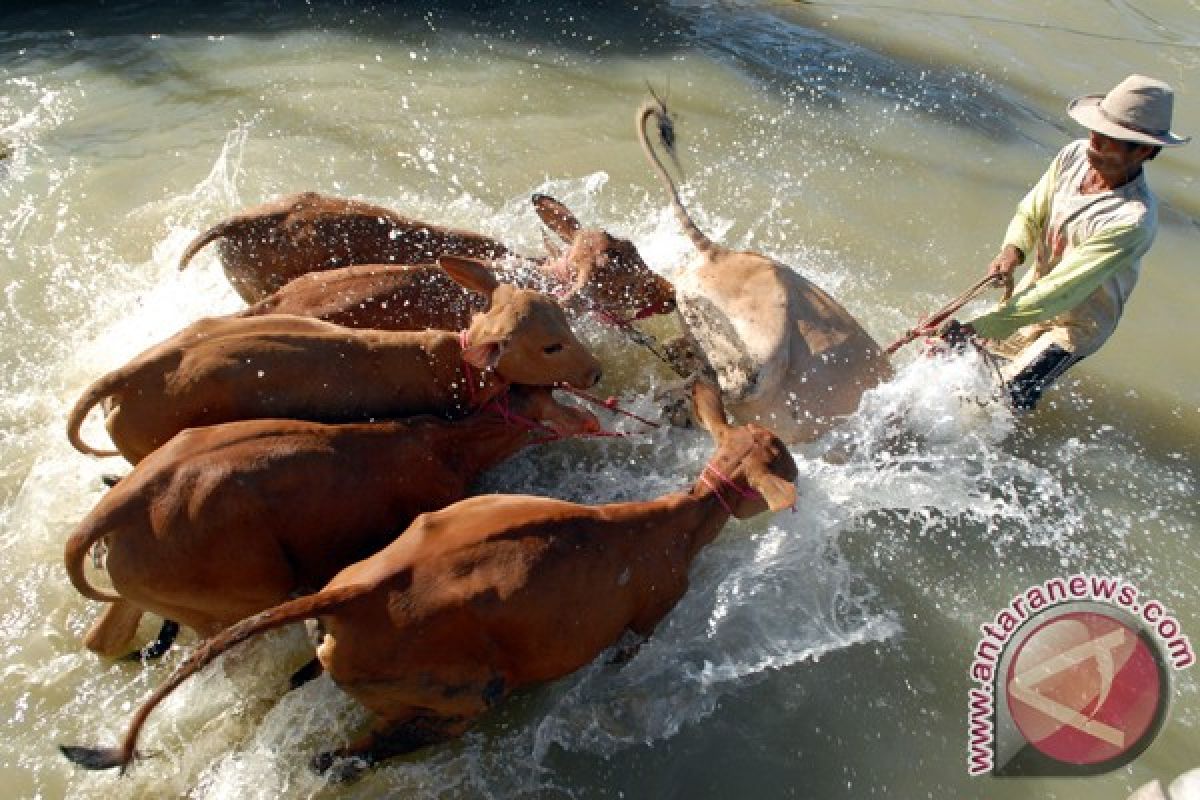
xmin=1 ymin=2 xmax=1196 ymax=798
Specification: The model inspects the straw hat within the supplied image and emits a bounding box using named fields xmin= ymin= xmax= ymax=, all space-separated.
xmin=1067 ymin=74 xmax=1190 ymax=147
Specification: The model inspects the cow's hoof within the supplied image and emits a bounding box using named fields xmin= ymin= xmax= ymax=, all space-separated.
xmin=121 ymin=620 xmax=180 ymax=662
xmin=100 ymin=473 xmax=125 ymax=488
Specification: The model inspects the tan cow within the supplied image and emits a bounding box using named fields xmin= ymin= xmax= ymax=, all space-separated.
xmin=65 ymin=386 xmax=599 ymax=658
xmin=66 ymin=257 xmax=602 ymax=464
xmin=179 ymin=191 xmax=676 ymax=322
xmin=177 ymin=191 xmax=511 ymax=302
xmin=638 ymin=97 xmax=892 ymax=442
xmin=60 ymin=382 xmax=797 ymax=778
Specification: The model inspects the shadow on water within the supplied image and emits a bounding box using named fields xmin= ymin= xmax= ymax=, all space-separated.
xmin=0 ymin=0 xmax=1051 ymax=148
xmin=680 ymin=4 xmax=1050 ymax=146
xmin=0 ymin=0 xmax=692 ymax=54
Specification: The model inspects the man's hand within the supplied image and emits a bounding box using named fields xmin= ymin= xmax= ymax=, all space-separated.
xmin=987 ymin=244 xmax=1023 ymax=300
xmin=932 ymin=318 xmax=976 ymax=350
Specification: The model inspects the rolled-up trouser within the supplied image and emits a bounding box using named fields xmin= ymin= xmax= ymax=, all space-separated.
xmin=992 ymin=329 xmax=1082 ymax=411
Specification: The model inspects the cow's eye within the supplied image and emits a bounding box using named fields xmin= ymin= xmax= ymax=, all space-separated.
xmin=543 ymin=343 xmax=564 ymax=355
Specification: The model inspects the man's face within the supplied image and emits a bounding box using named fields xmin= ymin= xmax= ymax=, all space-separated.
xmin=1086 ymin=131 xmax=1155 ymax=175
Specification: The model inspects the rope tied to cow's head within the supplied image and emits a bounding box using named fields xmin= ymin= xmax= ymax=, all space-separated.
xmin=698 ymin=461 xmax=760 ymax=516
xmin=457 ymin=329 xmax=511 ymax=410
xmin=537 ymin=243 xmax=684 ymax=379
xmin=479 ymin=391 xmax=562 ymax=445
xmin=589 ymin=306 xmax=690 ymax=379
xmin=555 ymin=385 xmax=661 ymax=437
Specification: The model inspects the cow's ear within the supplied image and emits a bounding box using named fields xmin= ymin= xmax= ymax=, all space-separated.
xmin=541 ymin=230 xmax=565 ymax=260
xmin=461 ymin=338 xmax=506 ymax=370
xmin=532 ymin=194 xmax=581 ymax=243
xmin=691 ymin=380 xmax=729 ymax=438
xmin=439 ymin=256 xmax=500 ymax=304
xmin=747 ymin=464 xmax=797 ymax=513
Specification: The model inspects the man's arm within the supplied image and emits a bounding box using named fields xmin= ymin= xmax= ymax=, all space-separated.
xmin=966 ymin=222 xmax=1153 ymax=341
xmin=988 ymin=152 xmax=1063 ymax=285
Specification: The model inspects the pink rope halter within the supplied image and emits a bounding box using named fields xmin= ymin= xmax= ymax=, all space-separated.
xmin=479 ymin=391 xmax=562 ymax=444
xmin=698 ymin=462 xmax=761 ymax=516
xmin=458 ymin=329 xmax=511 ymax=409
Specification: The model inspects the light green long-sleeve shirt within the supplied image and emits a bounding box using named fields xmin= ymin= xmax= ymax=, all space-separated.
xmin=967 ymin=140 xmax=1157 ymax=357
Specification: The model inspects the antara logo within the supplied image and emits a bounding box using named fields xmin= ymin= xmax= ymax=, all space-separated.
xmin=966 ymin=575 xmax=1192 ymax=778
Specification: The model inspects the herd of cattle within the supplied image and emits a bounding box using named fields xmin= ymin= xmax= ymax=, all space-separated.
xmin=58 ymin=97 xmax=890 ymax=779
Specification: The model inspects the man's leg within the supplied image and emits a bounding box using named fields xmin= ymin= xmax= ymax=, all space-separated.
xmin=1001 ymin=338 xmax=1081 ymax=411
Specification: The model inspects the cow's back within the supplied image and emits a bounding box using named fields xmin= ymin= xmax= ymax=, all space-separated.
xmin=677 ymin=250 xmax=890 ymax=442
xmin=242 ymin=263 xmax=483 ymax=331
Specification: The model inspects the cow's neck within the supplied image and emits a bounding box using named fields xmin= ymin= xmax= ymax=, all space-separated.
xmin=633 ymin=487 xmax=732 ymax=566
xmin=454 ymin=360 xmax=508 ymax=412
xmin=427 ymin=333 xmax=508 ymax=413
xmin=685 ymin=483 xmax=741 ymax=559
xmin=441 ymin=411 xmax=536 ymax=479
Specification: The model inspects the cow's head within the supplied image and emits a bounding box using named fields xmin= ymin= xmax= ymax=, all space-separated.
xmin=441 ymin=256 xmax=603 ymax=390
xmin=533 ymin=194 xmax=676 ymax=322
xmin=692 ymin=381 xmax=797 ymax=518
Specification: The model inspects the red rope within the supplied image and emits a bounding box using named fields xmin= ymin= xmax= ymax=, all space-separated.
xmin=479 ymin=391 xmax=564 ymax=445
xmin=461 ymin=331 xmax=649 ymax=441
xmin=555 ymin=385 xmax=661 ymax=430
xmin=885 ymin=274 xmax=1004 ymax=355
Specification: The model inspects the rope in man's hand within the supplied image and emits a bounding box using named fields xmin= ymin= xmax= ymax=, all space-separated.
xmin=885 ymin=273 xmax=1006 ymax=355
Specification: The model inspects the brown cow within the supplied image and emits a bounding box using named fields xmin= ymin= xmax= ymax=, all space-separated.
xmin=638 ymin=96 xmax=892 ymax=442
xmin=179 ymin=191 xmax=676 ymax=322
xmin=531 ymin=193 xmax=676 ymax=322
xmin=177 ymin=191 xmax=511 ymax=302
xmin=60 ymin=382 xmax=797 ymax=778
xmin=66 ymin=256 xmax=602 ymax=464
xmin=64 ymin=386 xmax=599 ymax=658
xmin=237 ymin=263 xmax=485 ymax=332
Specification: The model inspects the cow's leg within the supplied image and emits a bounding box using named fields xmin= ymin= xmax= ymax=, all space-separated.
xmin=82 ymin=599 xmax=144 ymax=658
xmin=289 ymin=619 xmax=328 ymax=687
xmin=289 ymin=657 xmax=324 ymax=689
xmin=123 ymin=619 xmax=180 ymax=661
xmin=312 ymin=714 xmax=470 ymax=782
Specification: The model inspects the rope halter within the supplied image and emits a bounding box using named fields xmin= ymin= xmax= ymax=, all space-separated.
xmin=698 ymin=461 xmax=761 ymax=516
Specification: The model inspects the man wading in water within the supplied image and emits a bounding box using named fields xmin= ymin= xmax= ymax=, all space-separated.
xmin=938 ymin=74 xmax=1190 ymax=410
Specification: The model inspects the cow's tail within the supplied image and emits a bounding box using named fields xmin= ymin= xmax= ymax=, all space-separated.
xmin=636 ymin=93 xmax=718 ymax=257
xmin=63 ymin=499 xmax=127 ymax=604
xmin=178 ymin=217 xmax=241 ymax=271
xmin=59 ymin=584 xmax=367 ymax=773
xmin=65 ymin=370 xmax=124 ymax=458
